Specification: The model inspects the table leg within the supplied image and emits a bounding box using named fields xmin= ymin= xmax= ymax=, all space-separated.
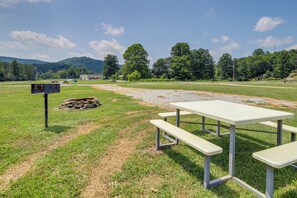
xmin=176 ymin=109 xmax=180 ymax=127
xmin=291 ymin=133 xmax=296 ymax=142
xmin=266 ymin=166 xmax=274 ymax=198
xmin=216 ymin=121 xmax=221 ymax=136
xmin=202 ymin=116 xmax=205 ymax=130
xmin=176 ymin=109 xmax=180 ymax=144
xmin=277 ymin=120 xmax=282 ymax=145
xmin=229 ymin=125 xmax=236 ymax=177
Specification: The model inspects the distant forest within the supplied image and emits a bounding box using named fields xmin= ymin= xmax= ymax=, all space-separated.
xmin=0 ymin=56 xmax=103 ymax=81
xmin=0 ymin=60 xmax=92 ymax=81
xmin=1 ymin=42 xmax=297 ymax=81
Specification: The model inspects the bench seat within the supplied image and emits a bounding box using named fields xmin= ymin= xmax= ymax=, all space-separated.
xmin=259 ymin=121 xmax=297 ymax=134
xmin=150 ymin=119 xmax=223 ymax=189
xmin=253 ymin=141 xmax=297 ymax=169
xmin=259 ymin=121 xmax=297 ymax=142
xmin=253 ymin=141 xmax=297 ymax=198
xmin=150 ymin=119 xmax=222 ymax=155
xmin=158 ymin=111 xmax=193 ymax=119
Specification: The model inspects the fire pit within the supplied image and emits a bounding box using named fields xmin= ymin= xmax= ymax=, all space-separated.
xmin=59 ymin=97 xmax=102 ymax=110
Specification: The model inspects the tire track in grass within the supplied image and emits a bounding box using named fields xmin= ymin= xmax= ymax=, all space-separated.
xmin=0 ymin=122 xmax=101 ymax=191
xmin=80 ymin=119 xmax=151 ymax=198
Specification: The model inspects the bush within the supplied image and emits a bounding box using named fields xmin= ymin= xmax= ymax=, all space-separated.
xmin=128 ymin=70 xmax=141 ymax=82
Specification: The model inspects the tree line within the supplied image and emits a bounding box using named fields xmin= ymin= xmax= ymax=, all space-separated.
xmin=38 ymin=66 xmax=91 ymax=79
xmin=103 ymin=42 xmax=297 ymax=81
xmin=0 ymin=60 xmax=92 ymax=81
xmin=0 ymin=60 xmax=35 ymax=81
xmin=1 ymin=42 xmax=297 ymax=82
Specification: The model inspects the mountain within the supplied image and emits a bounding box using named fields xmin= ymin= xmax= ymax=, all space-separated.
xmin=57 ymin=56 xmax=104 ymax=73
xmin=0 ymin=56 xmax=104 ymax=73
xmin=0 ymin=56 xmax=48 ymax=65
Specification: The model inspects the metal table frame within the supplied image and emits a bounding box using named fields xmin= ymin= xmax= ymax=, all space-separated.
xmin=171 ymin=100 xmax=293 ymax=197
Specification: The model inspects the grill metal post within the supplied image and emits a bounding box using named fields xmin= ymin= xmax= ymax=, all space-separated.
xmin=44 ymin=94 xmax=48 ymax=128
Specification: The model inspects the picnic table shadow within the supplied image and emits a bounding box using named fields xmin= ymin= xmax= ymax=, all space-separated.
xmin=164 ymin=148 xmax=239 ymax=197
xmin=162 ymin=129 xmax=297 ymax=196
xmin=43 ymin=125 xmax=73 ymax=134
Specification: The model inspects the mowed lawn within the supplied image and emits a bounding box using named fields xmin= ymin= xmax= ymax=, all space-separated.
xmin=0 ymin=82 xmax=296 ymax=197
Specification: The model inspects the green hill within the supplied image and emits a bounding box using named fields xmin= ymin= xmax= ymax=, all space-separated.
xmin=57 ymin=56 xmax=104 ymax=73
xmin=0 ymin=56 xmax=48 ymax=65
xmin=0 ymin=56 xmax=104 ymax=73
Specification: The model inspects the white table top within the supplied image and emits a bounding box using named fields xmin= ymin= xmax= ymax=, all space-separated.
xmin=170 ymin=100 xmax=294 ymax=126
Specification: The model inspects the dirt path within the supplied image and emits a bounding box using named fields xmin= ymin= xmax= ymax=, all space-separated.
xmin=0 ymin=122 xmax=101 ymax=191
xmin=81 ymin=119 xmax=149 ymax=198
xmin=92 ymin=84 xmax=297 ymax=108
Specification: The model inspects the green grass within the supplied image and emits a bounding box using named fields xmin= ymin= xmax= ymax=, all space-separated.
xmin=0 ymin=82 xmax=296 ymax=197
xmin=110 ymin=115 xmax=297 ymax=197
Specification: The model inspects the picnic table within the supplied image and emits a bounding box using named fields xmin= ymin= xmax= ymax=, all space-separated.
xmin=169 ymin=100 xmax=293 ymax=192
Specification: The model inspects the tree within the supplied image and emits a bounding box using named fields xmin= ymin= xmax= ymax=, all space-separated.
xmin=67 ymin=66 xmax=77 ymax=78
xmin=190 ymin=48 xmax=215 ymax=80
xmin=1 ymin=62 xmax=10 ymax=80
xmin=236 ymin=59 xmax=250 ymax=81
xmin=215 ymin=53 xmax=233 ymax=80
xmin=103 ymin=54 xmax=120 ymax=79
xmin=11 ymin=60 xmax=20 ymax=80
xmin=0 ymin=66 xmax=4 ymax=81
xmin=271 ymin=50 xmax=297 ymax=79
xmin=170 ymin=56 xmax=192 ymax=80
xmin=152 ymin=58 xmax=170 ymax=78
xmin=252 ymin=48 xmax=265 ymax=56
xmin=169 ymin=42 xmax=192 ymax=80
xmin=171 ymin=42 xmax=190 ymax=57
xmin=122 ymin=43 xmax=150 ymax=79
xmin=128 ymin=70 xmax=141 ymax=82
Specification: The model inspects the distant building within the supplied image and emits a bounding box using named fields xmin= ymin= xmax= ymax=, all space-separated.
xmin=80 ymin=74 xmax=101 ymax=80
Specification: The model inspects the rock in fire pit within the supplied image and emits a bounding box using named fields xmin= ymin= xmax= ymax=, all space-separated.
xmin=59 ymin=97 xmax=102 ymax=110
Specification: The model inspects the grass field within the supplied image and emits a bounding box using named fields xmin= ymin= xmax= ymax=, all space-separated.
xmin=0 ymin=81 xmax=296 ymax=197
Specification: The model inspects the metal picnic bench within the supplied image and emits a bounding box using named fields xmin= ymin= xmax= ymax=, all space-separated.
xmin=150 ymin=119 xmax=223 ymax=188
xmin=152 ymin=100 xmax=296 ymax=197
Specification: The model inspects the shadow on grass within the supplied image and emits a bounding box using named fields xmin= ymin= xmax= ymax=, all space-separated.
xmin=236 ymin=132 xmax=275 ymax=147
xmin=164 ymin=149 xmax=240 ymax=197
xmin=43 ymin=125 xmax=73 ymax=134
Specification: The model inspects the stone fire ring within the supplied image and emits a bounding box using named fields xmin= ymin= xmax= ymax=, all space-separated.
xmin=59 ymin=97 xmax=102 ymax=110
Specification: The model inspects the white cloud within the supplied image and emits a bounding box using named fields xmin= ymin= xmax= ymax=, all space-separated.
xmin=69 ymin=51 xmax=95 ymax=59
xmin=212 ymin=35 xmax=230 ymax=43
xmin=0 ymin=0 xmax=52 ymax=8
xmin=10 ymin=30 xmax=76 ymax=49
xmin=286 ymin=44 xmax=297 ymax=50
xmin=211 ymin=41 xmax=240 ymax=60
xmin=212 ymin=38 xmax=220 ymax=43
xmin=256 ymin=36 xmax=294 ymax=47
xmin=30 ymin=53 xmax=50 ymax=60
xmin=89 ymin=38 xmax=125 ymax=60
xmin=221 ymin=35 xmax=230 ymax=42
xmin=219 ymin=41 xmax=240 ymax=51
xmin=204 ymin=7 xmax=216 ymax=18
xmin=254 ymin=17 xmax=283 ymax=32
xmin=101 ymin=23 xmax=125 ymax=37
xmin=0 ymin=41 xmax=27 ymax=50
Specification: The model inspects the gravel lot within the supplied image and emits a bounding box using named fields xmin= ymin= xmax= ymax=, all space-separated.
xmin=92 ymin=84 xmax=297 ymax=109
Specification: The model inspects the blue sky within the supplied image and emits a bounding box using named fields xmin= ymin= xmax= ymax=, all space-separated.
xmin=0 ymin=0 xmax=297 ymax=64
